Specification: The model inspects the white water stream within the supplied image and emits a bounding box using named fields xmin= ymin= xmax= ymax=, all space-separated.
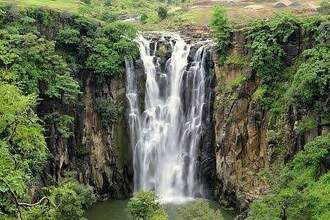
xmin=126 ymin=34 xmax=209 ymax=202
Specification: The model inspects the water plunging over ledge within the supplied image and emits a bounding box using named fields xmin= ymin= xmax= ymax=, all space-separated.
xmin=126 ymin=33 xmax=213 ymax=203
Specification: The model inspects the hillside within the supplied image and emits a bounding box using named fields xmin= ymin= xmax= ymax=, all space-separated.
xmin=0 ymin=0 xmax=322 ymax=28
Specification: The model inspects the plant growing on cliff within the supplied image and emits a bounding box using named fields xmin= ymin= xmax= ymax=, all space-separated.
xmin=96 ymin=98 xmax=120 ymax=129
xmin=211 ymin=6 xmax=232 ymax=63
xmin=286 ymin=46 xmax=330 ymax=121
xmin=248 ymin=133 xmax=330 ymax=220
xmin=0 ymin=32 xmax=81 ymax=103
xmin=85 ymin=22 xmax=138 ymax=82
xmin=247 ymin=13 xmax=299 ymax=85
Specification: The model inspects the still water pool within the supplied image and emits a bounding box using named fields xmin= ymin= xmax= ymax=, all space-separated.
xmin=85 ymin=200 xmax=236 ymax=220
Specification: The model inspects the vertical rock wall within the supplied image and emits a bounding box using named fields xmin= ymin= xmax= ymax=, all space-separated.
xmin=211 ymin=28 xmax=321 ymax=214
xmin=38 ymin=73 xmax=133 ymax=198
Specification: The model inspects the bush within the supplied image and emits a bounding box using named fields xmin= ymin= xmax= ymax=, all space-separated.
xmin=105 ymin=0 xmax=112 ymax=6
xmin=48 ymin=178 xmax=96 ymax=220
xmin=56 ymin=27 xmax=81 ymax=46
xmin=150 ymin=208 xmax=169 ymax=220
xmin=127 ymin=191 xmax=167 ymax=220
xmin=210 ymin=6 xmax=232 ymax=62
xmin=157 ymin=6 xmax=168 ymax=20
xmin=247 ymin=134 xmax=330 ymax=220
xmin=319 ymin=0 xmax=330 ymax=15
xmin=96 ymin=98 xmax=120 ymax=129
xmin=175 ymin=199 xmax=224 ymax=220
xmin=286 ymin=46 xmax=330 ymax=119
xmin=247 ymin=13 xmax=299 ymax=85
xmin=81 ymin=0 xmax=91 ymax=4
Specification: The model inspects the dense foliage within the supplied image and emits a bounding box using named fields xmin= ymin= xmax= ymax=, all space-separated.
xmin=127 ymin=191 xmax=168 ymax=220
xmin=175 ymin=199 xmax=224 ymax=220
xmin=0 ymin=5 xmax=138 ymax=219
xmin=247 ymin=13 xmax=299 ymax=85
xmin=244 ymin=13 xmax=330 ymax=220
xmin=210 ymin=6 xmax=232 ymax=63
xmin=287 ymin=46 xmax=330 ymax=121
xmin=248 ymin=134 xmax=330 ymax=220
xmin=210 ymin=8 xmax=330 ymax=219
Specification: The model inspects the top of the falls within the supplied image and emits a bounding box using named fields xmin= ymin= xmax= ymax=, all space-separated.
xmin=138 ymin=31 xmax=214 ymax=48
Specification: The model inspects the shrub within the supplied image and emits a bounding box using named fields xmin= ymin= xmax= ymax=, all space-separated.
xmin=247 ymin=13 xmax=299 ymax=85
xmin=56 ymin=27 xmax=81 ymax=46
xmin=210 ymin=6 xmax=232 ymax=62
xmin=48 ymin=178 xmax=96 ymax=220
xmin=157 ymin=6 xmax=168 ymax=20
xmin=286 ymin=46 xmax=330 ymax=119
xmin=175 ymin=199 xmax=224 ymax=220
xmin=96 ymin=98 xmax=120 ymax=129
xmin=150 ymin=208 xmax=169 ymax=220
xmin=127 ymin=191 xmax=162 ymax=220
xmin=319 ymin=0 xmax=330 ymax=15
xmin=105 ymin=0 xmax=112 ymax=7
xmin=248 ymin=134 xmax=330 ymax=220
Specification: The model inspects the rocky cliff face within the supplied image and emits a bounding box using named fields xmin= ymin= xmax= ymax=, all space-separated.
xmin=211 ymin=28 xmax=322 ymax=214
xmin=38 ymin=73 xmax=133 ymax=198
xmin=24 ymin=9 xmax=134 ymax=199
xmin=212 ymin=30 xmax=269 ymax=212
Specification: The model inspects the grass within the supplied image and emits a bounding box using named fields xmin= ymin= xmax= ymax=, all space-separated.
xmin=0 ymin=0 xmax=84 ymax=13
xmin=0 ymin=0 xmax=321 ymax=30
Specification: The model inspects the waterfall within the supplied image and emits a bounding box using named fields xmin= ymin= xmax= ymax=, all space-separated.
xmin=126 ymin=33 xmax=210 ymax=203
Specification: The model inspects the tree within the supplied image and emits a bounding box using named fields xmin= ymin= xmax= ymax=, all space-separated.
xmin=287 ymin=46 xmax=330 ymax=120
xmin=175 ymin=199 xmax=224 ymax=220
xmin=0 ymin=82 xmax=47 ymax=219
xmin=248 ymin=134 xmax=330 ymax=220
xmin=48 ymin=178 xmax=96 ymax=220
xmin=210 ymin=6 xmax=232 ymax=62
xmin=319 ymin=0 xmax=330 ymax=15
xmin=157 ymin=7 xmax=168 ymax=20
xmin=127 ymin=191 xmax=165 ymax=220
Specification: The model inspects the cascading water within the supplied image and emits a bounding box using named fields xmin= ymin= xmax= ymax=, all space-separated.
xmin=126 ymin=33 xmax=211 ymax=202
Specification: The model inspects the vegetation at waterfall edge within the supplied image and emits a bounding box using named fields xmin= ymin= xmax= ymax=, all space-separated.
xmin=0 ymin=0 xmax=329 ymax=219
xmin=211 ymin=3 xmax=330 ymax=220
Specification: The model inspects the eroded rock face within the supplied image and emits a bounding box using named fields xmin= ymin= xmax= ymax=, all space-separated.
xmin=78 ymin=75 xmax=132 ymax=198
xmin=211 ymin=28 xmax=319 ymax=215
xmin=212 ymin=30 xmax=271 ymax=213
xmin=213 ymin=65 xmax=270 ymax=212
xmin=39 ymin=73 xmax=133 ymax=199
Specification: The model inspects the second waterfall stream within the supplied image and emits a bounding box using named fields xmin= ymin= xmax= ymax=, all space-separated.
xmin=126 ymin=33 xmax=211 ymax=203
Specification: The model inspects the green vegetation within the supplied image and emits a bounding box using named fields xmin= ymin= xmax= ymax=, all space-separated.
xmin=0 ymin=4 xmax=138 ymax=219
xmin=127 ymin=191 xmax=168 ymax=220
xmin=157 ymin=6 xmax=168 ymax=20
xmin=248 ymin=134 xmax=330 ymax=220
xmin=224 ymin=54 xmax=248 ymax=66
xmin=247 ymin=13 xmax=299 ymax=85
xmin=287 ymin=46 xmax=330 ymax=119
xmin=210 ymin=6 xmax=232 ymax=63
xmin=210 ymin=8 xmax=330 ymax=219
xmin=175 ymin=199 xmax=224 ymax=220
xmin=235 ymin=13 xmax=330 ymax=220
xmin=0 ymin=0 xmax=328 ymax=219
xmin=96 ymin=98 xmax=120 ymax=129
xmin=319 ymin=0 xmax=330 ymax=15
xmin=244 ymin=13 xmax=330 ymax=114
